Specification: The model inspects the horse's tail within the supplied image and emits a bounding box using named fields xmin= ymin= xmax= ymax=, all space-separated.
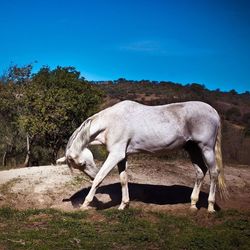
xmin=215 ymin=122 xmax=229 ymax=200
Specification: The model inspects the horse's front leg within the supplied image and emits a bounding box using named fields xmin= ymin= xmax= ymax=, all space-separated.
xmin=81 ymin=151 xmax=126 ymax=210
xmin=117 ymin=158 xmax=129 ymax=210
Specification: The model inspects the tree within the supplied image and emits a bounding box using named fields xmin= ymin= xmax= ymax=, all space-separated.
xmin=229 ymin=89 xmax=237 ymax=95
xmin=242 ymin=112 xmax=250 ymax=125
xmin=18 ymin=66 xmax=103 ymax=165
xmin=0 ymin=64 xmax=32 ymax=166
xmin=6 ymin=63 xmax=32 ymax=84
xmin=225 ymin=107 xmax=241 ymax=123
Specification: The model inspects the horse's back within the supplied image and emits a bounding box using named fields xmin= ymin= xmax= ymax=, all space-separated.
xmin=105 ymin=100 xmax=219 ymax=123
xmin=101 ymin=100 xmax=220 ymax=135
xmin=99 ymin=100 xmax=220 ymax=151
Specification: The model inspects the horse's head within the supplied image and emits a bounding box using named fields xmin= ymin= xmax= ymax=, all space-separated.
xmin=63 ymin=119 xmax=99 ymax=179
xmin=66 ymin=147 xmax=99 ymax=180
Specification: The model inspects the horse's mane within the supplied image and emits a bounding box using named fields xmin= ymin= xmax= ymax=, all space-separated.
xmin=66 ymin=118 xmax=92 ymax=150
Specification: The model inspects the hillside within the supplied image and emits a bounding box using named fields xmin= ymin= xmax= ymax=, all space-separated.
xmin=1 ymin=65 xmax=249 ymax=167
xmin=94 ymin=80 xmax=250 ymax=165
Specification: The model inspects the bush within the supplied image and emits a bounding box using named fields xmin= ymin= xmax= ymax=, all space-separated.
xmin=225 ymin=107 xmax=241 ymax=122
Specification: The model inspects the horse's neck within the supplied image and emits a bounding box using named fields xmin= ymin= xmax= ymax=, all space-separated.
xmin=89 ymin=114 xmax=106 ymax=141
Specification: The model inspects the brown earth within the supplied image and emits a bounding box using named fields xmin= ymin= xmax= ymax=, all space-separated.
xmin=0 ymin=158 xmax=249 ymax=213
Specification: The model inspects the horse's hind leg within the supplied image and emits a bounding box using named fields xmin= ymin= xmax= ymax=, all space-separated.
xmin=200 ymin=145 xmax=219 ymax=213
xmin=117 ymin=158 xmax=130 ymax=210
xmin=185 ymin=142 xmax=207 ymax=211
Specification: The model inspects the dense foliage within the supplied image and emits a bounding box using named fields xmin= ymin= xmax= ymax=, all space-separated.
xmin=0 ymin=65 xmax=103 ymax=167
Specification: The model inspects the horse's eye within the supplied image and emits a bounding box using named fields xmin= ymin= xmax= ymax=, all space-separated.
xmin=80 ymin=162 xmax=86 ymax=167
xmin=66 ymin=157 xmax=73 ymax=165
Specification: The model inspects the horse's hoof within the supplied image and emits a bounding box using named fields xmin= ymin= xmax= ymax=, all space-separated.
xmin=80 ymin=205 xmax=91 ymax=211
xmin=208 ymin=208 xmax=216 ymax=213
xmin=190 ymin=205 xmax=198 ymax=212
xmin=118 ymin=203 xmax=129 ymax=210
xmin=208 ymin=203 xmax=216 ymax=213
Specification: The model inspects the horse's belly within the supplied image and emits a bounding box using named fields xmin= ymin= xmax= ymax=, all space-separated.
xmin=126 ymin=135 xmax=186 ymax=154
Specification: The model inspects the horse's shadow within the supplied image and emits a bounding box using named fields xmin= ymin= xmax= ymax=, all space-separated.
xmin=63 ymin=183 xmax=220 ymax=211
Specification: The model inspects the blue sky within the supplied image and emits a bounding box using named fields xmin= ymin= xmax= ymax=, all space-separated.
xmin=0 ymin=0 xmax=249 ymax=93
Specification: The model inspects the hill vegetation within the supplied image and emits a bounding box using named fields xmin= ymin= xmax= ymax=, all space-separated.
xmin=94 ymin=78 xmax=250 ymax=165
xmin=0 ymin=65 xmax=250 ymax=167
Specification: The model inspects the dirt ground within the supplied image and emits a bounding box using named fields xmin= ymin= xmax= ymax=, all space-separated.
xmin=0 ymin=158 xmax=249 ymax=213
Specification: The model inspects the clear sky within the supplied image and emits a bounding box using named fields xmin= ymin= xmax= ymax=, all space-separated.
xmin=0 ymin=0 xmax=249 ymax=93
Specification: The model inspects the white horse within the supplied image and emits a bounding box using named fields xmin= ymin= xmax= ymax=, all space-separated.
xmin=57 ymin=100 xmax=228 ymax=212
